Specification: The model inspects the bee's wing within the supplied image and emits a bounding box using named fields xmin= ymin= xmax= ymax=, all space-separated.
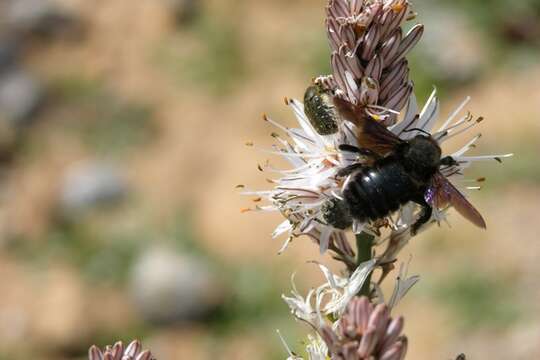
xmin=426 ymin=173 xmax=486 ymax=229
xmin=334 ymin=97 xmax=403 ymax=156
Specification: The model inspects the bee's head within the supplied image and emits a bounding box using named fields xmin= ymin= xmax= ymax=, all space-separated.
xmin=321 ymin=198 xmax=352 ymax=230
xmin=402 ymin=134 xmax=442 ymax=180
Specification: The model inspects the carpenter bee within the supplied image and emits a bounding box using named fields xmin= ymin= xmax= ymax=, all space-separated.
xmin=303 ymin=82 xmax=340 ymax=135
xmin=323 ymin=100 xmax=486 ymax=235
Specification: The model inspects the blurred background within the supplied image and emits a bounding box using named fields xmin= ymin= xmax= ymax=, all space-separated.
xmin=0 ymin=0 xmax=537 ymax=359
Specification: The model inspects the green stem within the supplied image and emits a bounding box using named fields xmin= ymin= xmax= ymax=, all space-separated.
xmin=356 ymin=231 xmax=374 ymax=297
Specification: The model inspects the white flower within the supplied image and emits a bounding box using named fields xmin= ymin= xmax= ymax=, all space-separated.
xmin=277 ymin=331 xmax=328 ymax=360
xmin=320 ymin=259 xmax=377 ymax=315
xmin=282 ymin=259 xmax=377 ymax=326
xmin=244 ymin=98 xmax=360 ymax=255
xmin=372 ymin=260 xmax=420 ymax=309
xmin=282 ymin=272 xmax=320 ymax=325
xmin=305 ymin=334 xmax=329 ymax=360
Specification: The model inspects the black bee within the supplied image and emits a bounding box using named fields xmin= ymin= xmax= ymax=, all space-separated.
xmin=303 ymin=83 xmax=340 ymax=135
xmin=323 ymin=100 xmax=486 ymax=235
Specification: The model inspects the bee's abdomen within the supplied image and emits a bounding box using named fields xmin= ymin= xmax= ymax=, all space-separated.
xmin=343 ymin=162 xmax=415 ymax=222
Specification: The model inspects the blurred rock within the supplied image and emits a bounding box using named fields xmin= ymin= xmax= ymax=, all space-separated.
xmin=418 ymin=6 xmax=487 ymax=84
xmin=130 ymin=247 xmax=222 ymax=324
xmin=0 ymin=39 xmax=19 ymax=73
xmin=0 ymin=69 xmax=42 ymax=129
xmin=60 ymin=162 xmax=128 ymax=216
xmin=2 ymin=0 xmax=81 ymax=39
xmin=163 ymin=0 xmax=199 ymax=25
xmin=500 ymin=14 xmax=540 ymax=46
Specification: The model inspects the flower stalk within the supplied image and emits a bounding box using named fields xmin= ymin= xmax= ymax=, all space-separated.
xmin=356 ymin=231 xmax=374 ymax=297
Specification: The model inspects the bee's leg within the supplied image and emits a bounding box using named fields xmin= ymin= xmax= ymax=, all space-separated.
xmin=337 ymin=163 xmax=366 ymax=177
xmin=338 ymin=145 xmax=381 ymax=160
xmin=411 ymin=196 xmax=433 ymax=236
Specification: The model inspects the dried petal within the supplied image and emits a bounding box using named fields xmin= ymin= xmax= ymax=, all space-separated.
xmin=384 ymin=82 xmax=412 ymax=111
xmin=89 ymin=346 xmax=103 ymax=360
xmin=380 ymin=59 xmax=408 ymax=101
xmin=357 ymin=325 xmax=378 ymax=357
xmin=365 ymin=55 xmax=384 ymax=80
xmin=380 ymin=29 xmax=403 ymax=65
xmin=381 ymin=2 xmax=408 ymax=40
xmin=125 ymin=340 xmax=142 ymax=357
xmin=136 ymin=350 xmax=154 ymax=360
xmin=369 ymin=304 xmax=390 ymax=347
xmin=389 ymin=24 xmax=424 ymax=66
xmin=380 ymin=337 xmax=408 ymax=360
xmin=380 ymin=316 xmax=404 ymax=353
xmin=361 ymin=24 xmax=381 ymax=61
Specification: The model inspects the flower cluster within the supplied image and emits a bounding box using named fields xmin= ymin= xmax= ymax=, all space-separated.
xmin=88 ymin=340 xmax=155 ymax=360
xmin=244 ymin=105 xmax=360 ymax=257
xmin=321 ymin=297 xmax=407 ymax=360
xmin=325 ymin=0 xmax=421 ymax=125
xmin=282 ymin=296 xmax=408 ymax=360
